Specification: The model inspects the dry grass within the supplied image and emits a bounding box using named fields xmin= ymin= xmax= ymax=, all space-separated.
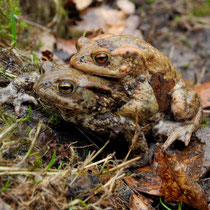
xmin=0 ymin=111 xmax=134 ymax=209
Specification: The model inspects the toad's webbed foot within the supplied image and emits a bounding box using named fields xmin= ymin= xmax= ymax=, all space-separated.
xmin=153 ymin=107 xmax=202 ymax=150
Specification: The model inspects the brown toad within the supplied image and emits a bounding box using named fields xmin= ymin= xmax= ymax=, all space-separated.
xmin=70 ymin=33 xmax=202 ymax=149
xmin=34 ymin=62 xmax=155 ymax=166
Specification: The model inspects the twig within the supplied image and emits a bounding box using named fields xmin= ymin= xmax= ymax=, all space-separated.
xmin=16 ymin=16 xmax=52 ymax=32
xmin=169 ymin=45 xmax=175 ymax=60
xmin=84 ymin=154 xmax=113 ymax=169
xmin=109 ymin=156 xmax=141 ymax=172
xmin=197 ymin=66 xmax=206 ymax=84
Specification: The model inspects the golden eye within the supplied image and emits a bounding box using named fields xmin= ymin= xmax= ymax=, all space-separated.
xmin=93 ymin=53 xmax=109 ymax=65
xmin=57 ymin=81 xmax=75 ymax=95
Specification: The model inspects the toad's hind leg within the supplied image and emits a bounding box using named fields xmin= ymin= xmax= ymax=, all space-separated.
xmin=161 ymin=106 xmax=202 ymax=150
xmin=154 ymin=79 xmax=202 ymax=150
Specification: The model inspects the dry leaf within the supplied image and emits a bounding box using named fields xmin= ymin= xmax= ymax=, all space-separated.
xmin=69 ymin=6 xmax=127 ymax=35
xmin=73 ymin=0 xmax=93 ymax=10
xmin=126 ymin=141 xmax=208 ymax=209
xmin=195 ymin=81 xmax=210 ymax=108
xmin=130 ymin=193 xmax=153 ymax=210
xmin=116 ymin=0 xmax=135 ymax=15
xmin=154 ymin=144 xmax=207 ymax=210
xmin=55 ymin=38 xmax=77 ymax=61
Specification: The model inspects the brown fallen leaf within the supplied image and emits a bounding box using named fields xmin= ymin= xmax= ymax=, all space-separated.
xmin=126 ymin=141 xmax=208 ymax=209
xmin=130 ymin=193 xmax=153 ymax=210
xmin=195 ymin=81 xmax=210 ymax=108
xmin=125 ymin=170 xmax=162 ymax=196
xmin=69 ymin=6 xmax=127 ymax=35
xmin=154 ymin=144 xmax=207 ymax=209
xmin=73 ymin=0 xmax=93 ymax=10
xmin=55 ymin=38 xmax=77 ymax=61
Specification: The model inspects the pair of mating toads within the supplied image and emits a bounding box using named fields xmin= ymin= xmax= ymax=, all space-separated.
xmin=0 ymin=32 xmax=202 ymax=166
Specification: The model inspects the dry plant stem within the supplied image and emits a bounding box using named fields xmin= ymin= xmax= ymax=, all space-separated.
xmin=1 ymin=140 xmax=22 ymax=151
xmin=16 ymin=16 xmax=52 ymax=32
xmin=84 ymin=154 xmax=113 ymax=169
xmin=108 ymin=156 xmax=141 ymax=172
xmin=169 ymin=45 xmax=175 ymax=60
xmin=203 ymin=110 xmax=210 ymax=114
xmin=87 ymin=169 xmax=125 ymax=203
xmin=16 ymin=121 xmax=43 ymax=167
xmin=99 ymin=154 xmax=114 ymax=174
xmin=68 ymin=152 xmax=96 ymax=187
xmin=0 ymin=171 xmax=59 ymax=176
xmin=124 ymin=110 xmax=139 ymax=162
xmin=0 ymin=68 xmax=16 ymax=79
xmin=47 ymin=0 xmax=63 ymax=28
xmin=197 ymin=66 xmax=206 ymax=84
xmin=124 ymin=130 xmax=139 ymax=162
xmin=68 ymin=140 xmax=110 ymax=187
xmin=0 ymin=123 xmax=17 ymax=143
xmin=106 ymin=169 xmax=125 ymax=192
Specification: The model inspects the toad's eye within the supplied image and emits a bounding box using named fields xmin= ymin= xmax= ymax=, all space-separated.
xmin=93 ymin=53 xmax=109 ymax=65
xmin=57 ymin=81 xmax=75 ymax=95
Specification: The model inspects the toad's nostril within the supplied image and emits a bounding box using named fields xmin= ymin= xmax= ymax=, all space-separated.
xmin=80 ymin=55 xmax=85 ymax=62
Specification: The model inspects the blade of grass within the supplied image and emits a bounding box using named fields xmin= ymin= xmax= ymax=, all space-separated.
xmin=160 ymin=197 xmax=172 ymax=210
xmin=17 ymin=122 xmax=43 ymax=167
xmin=19 ymin=105 xmax=32 ymax=122
xmin=45 ymin=150 xmax=56 ymax=171
xmin=11 ymin=4 xmax=16 ymax=47
xmin=0 ymin=177 xmax=11 ymax=193
xmin=69 ymin=199 xmax=87 ymax=210
xmin=178 ymin=202 xmax=183 ymax=210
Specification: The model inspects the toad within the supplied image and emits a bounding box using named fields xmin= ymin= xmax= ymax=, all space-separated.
xmin=34 ymin=62 xmax=154 ymax=166
xmin=70 ymin=33 xmax=202 ymax=149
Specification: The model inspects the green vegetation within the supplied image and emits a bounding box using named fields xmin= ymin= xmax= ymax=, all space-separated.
xmin=0 ymin=178 xmax=11 ymax=193
xmin=145 ymin=0 xmax=156 ymax=4
xmin=11 ymin=4 xmax=16 ymax=46
xmin=45 ymin=150 xmax=56 ymax=171
xmin=191 ymin=0 xmax=210 ymax=17
xmin=69 ymin=199 xmax=88 ymax=210
xmin=0 ymin=0 xmax=26 ymax=45
xmin=202 ymin=117 xmax=210 ymax=128
xmin=160 ymin=197 xmax=172 ymax=210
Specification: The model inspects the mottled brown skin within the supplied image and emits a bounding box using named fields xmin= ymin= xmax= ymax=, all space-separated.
xmin=34 ymin=62 xmax=152 ymax=166
xmin=70 ymin=33 xmax=202 ymax=149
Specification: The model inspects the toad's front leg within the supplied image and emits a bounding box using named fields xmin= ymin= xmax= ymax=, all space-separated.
xmin=0 ymin=72 xmax=39 ymax=114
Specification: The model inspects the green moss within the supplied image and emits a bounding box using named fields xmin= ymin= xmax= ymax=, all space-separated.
xmin=178 ymin=36 xmax=191 ymax=47
xmin=145 ymin=0 xmax=156 ymax=4
xmin=191 ymin=0 xmax=210 ymax=17
xmin=201 ymin=117 xmax=210 ymax=128
xmin=48 ymin=112 xmax=60 ymax=124
xmin=71 ymin=31 xmax=83 ymax=38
